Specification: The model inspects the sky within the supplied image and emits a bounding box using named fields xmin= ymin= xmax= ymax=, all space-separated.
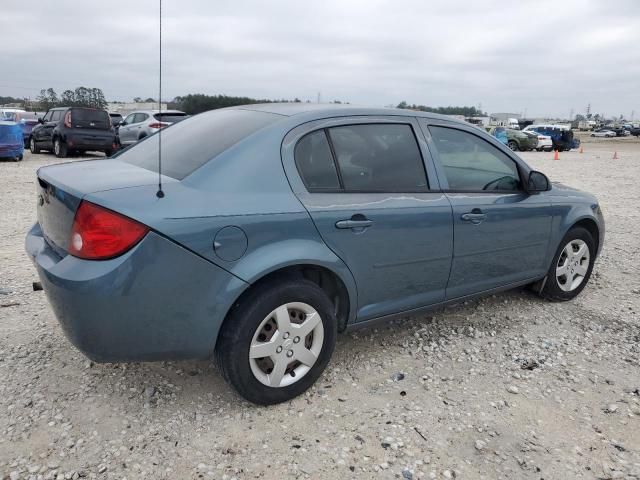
xmin=2 ymin=0 xmax=639 ymax=118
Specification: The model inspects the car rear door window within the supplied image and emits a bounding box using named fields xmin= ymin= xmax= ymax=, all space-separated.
xmin=429 ymin=126 xmax=521 ymax=192
xmin=327 ymin=124 xmax=428 ymax=192
xmin=294 ymin=130 xmax=340 ymax=190
xmin=133 ymin=113 xmax=148 ymax=123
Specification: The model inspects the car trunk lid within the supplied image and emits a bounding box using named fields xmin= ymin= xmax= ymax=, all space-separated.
xmin=36 ymin=159 xmax=176 ymax=255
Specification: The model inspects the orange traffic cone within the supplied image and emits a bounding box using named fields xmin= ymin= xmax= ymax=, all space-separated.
xmin=613 ymin=151 xmax=618 ymax=159
xmin=579 ymin=146 xmax=583 ymax=154
xmin=553 ymin=150 xmax=559 ymax=160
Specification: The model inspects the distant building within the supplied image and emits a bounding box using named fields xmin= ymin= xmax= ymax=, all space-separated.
xmin=490 ymin=113 xmax=522 ymax=129
xmin=107 ymin=102 xmax=168 ymax=115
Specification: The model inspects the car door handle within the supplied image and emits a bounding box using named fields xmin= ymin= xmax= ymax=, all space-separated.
xmin=335 ymin=219 xmax=373 ymax=229
xmin=461 ymin=212 xmax=486 ymax=224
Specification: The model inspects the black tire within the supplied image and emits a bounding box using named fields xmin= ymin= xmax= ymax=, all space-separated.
xmin=104 ymin=149 xmax=114 ymax=157
xmin=15 ymin=154 xmax=23 ymax=162
xmin=138 ymin=133 xmax=147 ymax=141
xmin=216 ymin=278 xmax=337 ymax=405
xmin=507 ymin=140 xmax=518 ymax=151
xmin=539 ymin=227 xmax=596 ymax=302
xmin=30 ymin=137 xmax=40 ymax=154
xmin=54 ymin=138 xmax=68 ymax=158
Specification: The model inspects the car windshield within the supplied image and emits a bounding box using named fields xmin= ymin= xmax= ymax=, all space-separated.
xmin=153 ymin=113 xmax=188 ymax=123
xmin=119 ymin=109 xmax=281 ymax=180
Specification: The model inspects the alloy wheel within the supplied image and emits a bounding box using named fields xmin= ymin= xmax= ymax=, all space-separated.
xmin=249 ymin=302 xmax=324 ymax=388
xmin=54 ymin=140 xmax=60 ymax=156
xmin=556 ymin=239 xmax=590 ymax=292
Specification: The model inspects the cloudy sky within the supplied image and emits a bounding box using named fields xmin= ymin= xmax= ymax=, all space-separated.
xmin=2 ymin=0 xmax=639 ymax=118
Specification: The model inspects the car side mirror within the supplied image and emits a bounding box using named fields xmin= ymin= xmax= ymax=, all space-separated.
xmin=527 ymin=170 xmax=550 ymax=193
xmin=37 ymin=117 xmax=44 ymax=124
xmin=120 ymin=120 xmax=126 ymax=126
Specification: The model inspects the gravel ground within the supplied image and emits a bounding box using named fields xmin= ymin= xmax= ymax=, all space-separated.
xmin=1 ymin=139 xmax=639 ymax=480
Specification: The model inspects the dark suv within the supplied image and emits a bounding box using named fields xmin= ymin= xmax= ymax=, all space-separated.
xmin=30 ymin=107 xmax=116 ymax=158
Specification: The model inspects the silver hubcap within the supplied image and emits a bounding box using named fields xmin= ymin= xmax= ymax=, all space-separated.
xmin=30 ymin=139 xmax=35 ymax=150
xmin=556 ymin=239 xmax=590 ymax=292
xmin=54 ymin=141 xmax=60 ymax=155
xmin=249 ymin=302 xmax=324 ymax=388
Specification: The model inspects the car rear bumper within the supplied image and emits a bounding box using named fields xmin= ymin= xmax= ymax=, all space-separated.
xmin=25 ymin=223 xmax=248 ymax=362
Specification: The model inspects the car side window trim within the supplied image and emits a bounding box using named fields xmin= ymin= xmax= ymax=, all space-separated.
xmin=295 ymin=122 xmax=431 ymax=194
xmin=424 ymin=123 xmax=526 ymax=193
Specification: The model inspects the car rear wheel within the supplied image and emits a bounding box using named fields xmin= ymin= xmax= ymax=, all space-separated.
xmin=30 ymin=138 xmax=40 ymax=154
xmin=507 ymin=140 xmax=518 ymax=151
xmin=216 ymin=278 xmax=337 ymax=405
xmin=54 ymin=138 xmax=68 ymax=158
xmin=104 ymin=149 xmax=114 ymax=157
xmin=539 ymin=227 xmax=595 ymax=301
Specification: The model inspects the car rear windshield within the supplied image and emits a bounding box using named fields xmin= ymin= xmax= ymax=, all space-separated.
xmin=70 ymin=108 xmax=110 ymax=129
xmin=153 ymin=112 xmax=187 ymax=123
xmin=119 ymin=109 xmax=281 ymax=180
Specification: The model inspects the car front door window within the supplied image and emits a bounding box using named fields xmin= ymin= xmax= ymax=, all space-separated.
xmin=429 ymin=126 xmax=521 ymax=192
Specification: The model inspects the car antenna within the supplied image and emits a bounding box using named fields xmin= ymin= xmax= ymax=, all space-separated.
xmin=156 ymin=0 xmax=165 ymax=198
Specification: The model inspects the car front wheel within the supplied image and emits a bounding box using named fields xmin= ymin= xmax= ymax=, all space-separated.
xmin=507 ymin=140 xmax=518 ymax=151
xmin=216 ymin=278 xmax=337 ymax=405
xmin=539 ymin=226 xmax=595 ymax=301
xmin=30 ymin=138 xmax=40 ymax=154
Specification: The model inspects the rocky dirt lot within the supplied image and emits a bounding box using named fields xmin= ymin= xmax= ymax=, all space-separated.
xmin=0 ymin=139 xmax=639 ymax=480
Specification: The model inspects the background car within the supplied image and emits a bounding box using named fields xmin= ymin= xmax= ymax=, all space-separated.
xmin=524 ymin=124 xmax=577 ymax=151
xmin=591 ymin=128 xmax=616 ymax=138
xmin=5 ymin=111 xmax=40 ymax=146
xmin=487 ymin=126 xmax=537 ymax=151
xmin=109 ymin=112 xmax=124 ymax=128
xmin=26 ymin=105 xmax=604 ymax=405
xmin=0 ymin=120 xmax=24 ymax=161
xmin=30 ymin=106 xmax=116 ymax=158
xmin=527 ymin=131 xmax=553 ymax=151
xmin=117 ymin=110 xmax=188 ymax=146
xmin=0 ymin=107 xmax=26 ymax=120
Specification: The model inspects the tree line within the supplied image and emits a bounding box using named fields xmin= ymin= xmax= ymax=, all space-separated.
xmin=396 ymin=101 xmax=486 ymax=117
xmin=3 ymin=87 xmax=487 ymax=118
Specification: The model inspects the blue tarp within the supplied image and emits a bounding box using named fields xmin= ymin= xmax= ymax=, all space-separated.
xmin=0 ymin=121 xmax=24 ymax=158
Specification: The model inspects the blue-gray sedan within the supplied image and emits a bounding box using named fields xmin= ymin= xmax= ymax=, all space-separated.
xmin=26 ymin=104 xmax=605 ymax=404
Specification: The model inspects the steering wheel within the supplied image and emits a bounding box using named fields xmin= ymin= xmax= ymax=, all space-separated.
xmin=482 ymin=176 xmax=517 ymax=191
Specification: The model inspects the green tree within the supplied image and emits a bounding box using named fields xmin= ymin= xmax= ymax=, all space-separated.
xmin=36 ymin=88 xmax=58 ymax=111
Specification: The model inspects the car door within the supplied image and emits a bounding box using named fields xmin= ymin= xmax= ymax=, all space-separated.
xmin=282 ymin=117 xmax=453 ymax=322
xmin=41 ymin=110 xmax=61 ymax=145
xmin=33 ymin=111 xmax=52 ymax=142
xmin=423 ymin=122 xmax=552 ymax=299
xmin=118 ymin=113 xmax=138 ymax=145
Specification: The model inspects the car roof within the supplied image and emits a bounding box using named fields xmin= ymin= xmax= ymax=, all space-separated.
xmin=234 ymin=103 xmax=468 ymax=125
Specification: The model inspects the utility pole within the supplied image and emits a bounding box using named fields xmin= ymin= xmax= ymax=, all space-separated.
xmin=317 ymin=92 xmax=321 ymax=104
xmin=569 ymin=108 xmax=574 ymax=121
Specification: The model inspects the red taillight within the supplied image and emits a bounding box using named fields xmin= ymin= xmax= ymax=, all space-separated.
xmin=148 ymin=122 xmax=168 ymax=129
xmin=69 ymin=201 xmax=149 ymax=260
xmin=64 ymin=111 xmax=71 ymax=128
